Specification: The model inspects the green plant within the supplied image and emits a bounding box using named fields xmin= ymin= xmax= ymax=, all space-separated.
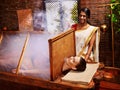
xmin=71 ymin=3 xmax=78 ymax=23
xmin=108 ymin=0 xmax=120 ymax=33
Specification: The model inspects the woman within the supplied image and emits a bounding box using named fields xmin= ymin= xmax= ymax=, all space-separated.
xmin=71 ymin=7 xmax=100 ymax=62
xmin=62 ymin=56 xmax=86 ymax=72
xmin=62 ymin=56 xmax=86 ymax=74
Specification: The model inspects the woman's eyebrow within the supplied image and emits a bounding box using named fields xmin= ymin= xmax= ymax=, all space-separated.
xmin=80 ymin=15 xmax=86 ymax=17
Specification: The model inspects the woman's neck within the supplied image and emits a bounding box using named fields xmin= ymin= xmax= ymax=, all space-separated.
xmin=77 ymin=23 xmax=90 ymax=30
xmin=62 ymin=62 xmax=71 ymax=71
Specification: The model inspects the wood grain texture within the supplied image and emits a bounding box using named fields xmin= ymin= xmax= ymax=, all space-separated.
xmin=49 ymin=29 xmax=76 ymax=80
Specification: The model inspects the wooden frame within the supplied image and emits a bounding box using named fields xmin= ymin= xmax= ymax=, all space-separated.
xmin=0 ymin=30 xmax=83 ymax=90
xmin=49 ymin=29 xmax=76 ymax=80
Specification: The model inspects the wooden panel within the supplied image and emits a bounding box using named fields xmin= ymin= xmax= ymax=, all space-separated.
xmin=49 ymin=29 xmax=76 ymax=81
xmin=17 ymin=9 xmax=33 ymax=31
xmin=0 ymin=72 xmax=86 ymax=90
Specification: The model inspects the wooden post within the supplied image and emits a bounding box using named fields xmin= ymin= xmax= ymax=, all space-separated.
xmin=16 ymin=33 xmax=30 ymax=74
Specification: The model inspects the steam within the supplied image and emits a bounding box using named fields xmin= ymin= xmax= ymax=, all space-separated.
xmin=33 ymin=10 xmax=47 ymax=31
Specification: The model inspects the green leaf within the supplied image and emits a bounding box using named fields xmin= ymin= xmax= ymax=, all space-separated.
xmin=111 ymin=0 xmax=116 ymax=3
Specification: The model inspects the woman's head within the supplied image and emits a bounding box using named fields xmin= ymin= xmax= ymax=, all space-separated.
xmin=78 ymin=7 xmax=91 ymax=24
xmin=79 ymin=7 xmax=90 ymax=18
xmin=75 ymin=57 xmax=86 ymax=71
xmin=66 ymin=56 xmax=86 ymax=72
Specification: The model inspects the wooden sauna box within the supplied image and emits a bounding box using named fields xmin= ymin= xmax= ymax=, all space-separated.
xmin=0 ymin=30 xmax=93 ymax=90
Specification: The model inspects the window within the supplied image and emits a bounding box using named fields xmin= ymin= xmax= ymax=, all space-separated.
xmin=45 ymin=0 xmax=78 ymax=34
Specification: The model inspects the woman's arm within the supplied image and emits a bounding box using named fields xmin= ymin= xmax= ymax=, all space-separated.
xmin=85 ymin=31 xmax=97 ymax=62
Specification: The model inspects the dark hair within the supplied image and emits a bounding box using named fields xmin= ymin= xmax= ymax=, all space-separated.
xmin=75 ymin=57 xmax=86 ymax=72
xmin=79 ymin=7 xmax=91 ymax=18
xmin=78 ymin=7 xmax=91 ymax=24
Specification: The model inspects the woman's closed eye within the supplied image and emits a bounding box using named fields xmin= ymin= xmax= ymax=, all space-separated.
xmin=70 ymin=59 xmax=78 ymax=67
xmin=66 ymin=58 xmax=75 ymax=67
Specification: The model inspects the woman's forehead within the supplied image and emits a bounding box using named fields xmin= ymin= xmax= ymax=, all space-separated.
xmin=74 ymin=56 xmax=80 ymax=62
xmin=69 ymin=56 xmax=80 ymax=61
xmin=80 ymin=11 xmax=86 ymax=15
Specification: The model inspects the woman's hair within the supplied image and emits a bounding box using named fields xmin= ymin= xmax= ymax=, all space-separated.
xmin=78 ymin=7 xmax=91 ymax=24
xmin=79 ymin=7 xmax=91 ymax=18
xmin=75 ymin=57 xmax=86 ymax=72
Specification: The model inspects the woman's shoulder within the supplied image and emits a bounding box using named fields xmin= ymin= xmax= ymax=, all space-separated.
xmin=71 ymin=23 xmax=77 ymax=27
xmin=89 ymin=25 xmax=100 ymax=31
xmin=71 ymin=23 xmax=78 ymax=30
xmin=90 ymin=25 xmax=99 ymax=28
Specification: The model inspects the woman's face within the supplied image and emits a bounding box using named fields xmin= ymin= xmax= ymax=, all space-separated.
xmin=79 ymin=11 xmax=87 ymax=24
xmin=66 ymin=56 xmax=80 ymax=70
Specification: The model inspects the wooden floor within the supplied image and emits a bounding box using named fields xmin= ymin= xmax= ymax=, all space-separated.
xmin=97 ymin=67 xmax=120 ymax=90
xmin=99 ymin=81 xmax=120 ymax=90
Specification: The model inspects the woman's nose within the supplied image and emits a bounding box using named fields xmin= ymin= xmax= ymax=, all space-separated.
xmin=81 ymin=16 xmax=84 ymax=19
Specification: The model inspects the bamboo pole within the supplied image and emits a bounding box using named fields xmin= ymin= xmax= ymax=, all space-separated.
xmin=0 ymin=32 xmax=3 ymax=44
xmin=16 ymin=32 xmax=30 ymax=74
xmin=99 ymin=3 xmax=120 ymax=67
xmin=110 ymin=4 xmax=114 ymax=67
